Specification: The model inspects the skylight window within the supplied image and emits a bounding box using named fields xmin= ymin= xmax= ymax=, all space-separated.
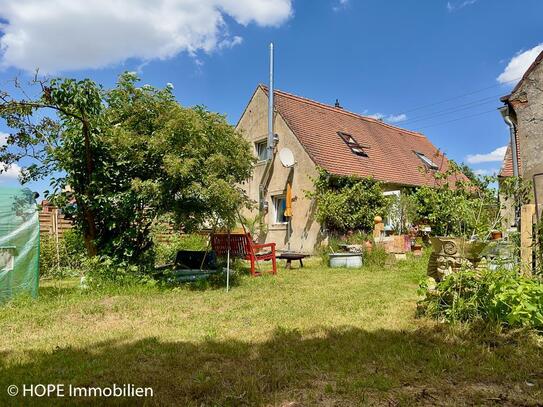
xmin=415 ymin=151 xmax=439 ymax=170
xmin=338 ymin=132 xmax=368 ymax=157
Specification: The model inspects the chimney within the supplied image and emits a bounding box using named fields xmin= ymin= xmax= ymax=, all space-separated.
xmin=335 ymin=99 xmax=342 ymax=109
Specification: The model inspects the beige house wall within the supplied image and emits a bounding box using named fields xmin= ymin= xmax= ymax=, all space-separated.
xmin=237 ymin=87 xmax=322 ymax=254
xmin=509 ymin=59 xmax=543 ymax=211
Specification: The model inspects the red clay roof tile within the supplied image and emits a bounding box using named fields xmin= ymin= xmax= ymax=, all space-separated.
xmin=499 ymin=136 xmax=521 ymax=178
xmin=261 ymin=85 xmax=467 ymax=187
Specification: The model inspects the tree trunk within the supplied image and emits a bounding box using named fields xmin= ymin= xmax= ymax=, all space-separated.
xmin=82 ymin=206 xmax=98 ymax=257
xmin=80 ymin=112 xmax=98 ymax=257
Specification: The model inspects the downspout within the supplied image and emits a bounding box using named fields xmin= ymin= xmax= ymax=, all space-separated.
xmin=500 ymin=106 xmax=519 ymax=178
xmin=259 ymin=43 xmax=277 ymax=213
xmin=500 ymin=105 xmax=520 ymax=228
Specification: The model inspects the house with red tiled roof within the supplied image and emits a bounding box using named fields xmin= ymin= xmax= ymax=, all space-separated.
xmin=237 ymin=85 xmax=466 ymax=253
xmin=499 ymin=49 xmax=543 ymax=226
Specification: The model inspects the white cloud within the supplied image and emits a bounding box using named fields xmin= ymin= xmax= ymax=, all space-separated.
xmin=363 ymin=110 xmax=408 ymax=124
xmin=0 ymin=132 xmax=21 ymax=181
xmin=333 ymin=0 xmax=349 ymax=11
xmin=218 ymin=35 xmax=243 ymax=50
xmin=473 ymin=168 xmax=499 ymax=176
xmin=386 ymin=113 xmax=407 ymax=123
xmin=0 ymin=132 xmax=8 ymax=146
xmin=447 ymin=0 xmax=477 ymax=12
xmin=497 ymin=43 xmax=543 ymax=85
xmin=0 ymin=163 xmax=21 ymax=181
xmin=465 ymin=146 xmax=507 ymax=164
xmin=0 ymin=0 xmax=293 ymax=73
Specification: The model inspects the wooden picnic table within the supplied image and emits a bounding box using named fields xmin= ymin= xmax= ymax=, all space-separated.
xmin=277 ymin=252 xmax=309 ymax=269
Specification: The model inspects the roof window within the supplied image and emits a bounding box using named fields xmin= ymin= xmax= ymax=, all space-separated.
xmin=338 ymin=132 xmax=368 ymax=157
xmin=414 ymin=151 xmax=439 ymax=170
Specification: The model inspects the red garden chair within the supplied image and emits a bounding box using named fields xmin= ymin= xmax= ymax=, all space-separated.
xmin=210 ymin=232 xmax=277 ymax=277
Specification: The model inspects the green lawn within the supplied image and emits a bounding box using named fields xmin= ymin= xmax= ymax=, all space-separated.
xmin=1 ymin=256 xmax=542 ymax=406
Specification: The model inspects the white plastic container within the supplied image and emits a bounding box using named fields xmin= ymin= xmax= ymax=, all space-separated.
xmin=329 ymin=252 xmax=363 ymax=268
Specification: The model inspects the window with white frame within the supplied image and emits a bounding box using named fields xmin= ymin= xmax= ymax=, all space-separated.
xmin=383 ymin=190 xmax=401 ymax=232
xmin=272 ymin=195 xmax=288 ymax=224
xmin=255 ymin=140 xmax=268 ymax=162
xmin=414 ymin=151 xmax=439 ymax=170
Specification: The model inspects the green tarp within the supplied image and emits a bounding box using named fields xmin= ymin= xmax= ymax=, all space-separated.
xmin=0 ymin=187 xmax=39 ymax=302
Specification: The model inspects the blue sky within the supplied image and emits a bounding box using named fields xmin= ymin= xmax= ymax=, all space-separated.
xmin=0 ymin=0 xmax=542 ymax=194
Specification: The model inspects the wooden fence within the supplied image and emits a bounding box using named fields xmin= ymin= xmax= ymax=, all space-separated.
xmin=520 ymin=204 xmax=538 ymax=275
xmin=39 ymin=208 xmax=73 ymax=239
xmin=39 ymin=208 xmax=187 ymax=243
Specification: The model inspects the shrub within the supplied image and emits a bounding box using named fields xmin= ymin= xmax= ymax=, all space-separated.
xmin=40 ymin=230 xmax=85 ymax=279
xmin=81 ymin=255 xmax=156 ymax=290
xmin=409 ymin=161 xmax=499 ymax=238
xmin=418 ymin=268 xmax=543 ymax=330
xmin=364 ymin=245 xmax=389 ymax=269
xmin=307 ymin=168 xmax=391 ymax=234
xmin=154 ymin=233 xmax=209 ymax=265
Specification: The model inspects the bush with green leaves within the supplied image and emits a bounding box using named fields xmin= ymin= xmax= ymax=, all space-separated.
xmin=80 ymin=255 xmax=157 ymax=290
xmin=307 ymin=168 xmax=391 ymax=234
xmin=40 ymin=230 xmax=86 ymax=279
xmin=1 ymin=72 xmax=253 ymax=269
xmin=410 ymin=162 xmax=499 ymax=238
xmin=154 ymin=233 xmax=209 ymax=265
xmin=419 ymin=269 xmax=543 ymax=330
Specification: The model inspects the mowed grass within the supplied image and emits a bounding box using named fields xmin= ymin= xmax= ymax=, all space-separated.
xmin=1 ymin=255 xmax=543 ymax=406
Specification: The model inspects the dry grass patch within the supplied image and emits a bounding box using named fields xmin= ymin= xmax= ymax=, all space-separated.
xmin=1 ymin=255 xmax=542 ymax=406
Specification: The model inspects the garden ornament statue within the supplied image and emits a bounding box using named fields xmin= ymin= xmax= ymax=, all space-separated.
xmin=427 ymin=237 xmax=488 ymax=281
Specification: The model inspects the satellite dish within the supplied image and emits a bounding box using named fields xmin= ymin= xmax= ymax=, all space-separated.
xmin=279 ymin=148 xmax=295 ymax=168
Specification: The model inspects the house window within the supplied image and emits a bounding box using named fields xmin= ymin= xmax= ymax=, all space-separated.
xmin=255 ymin=140 xmax=268 ymax=162
xmin=272 ymin=195 xmax=288 ymax=224
xmin=338 ymin=131 xmax=368 ymax=157
xmin=383 ymin=190 xmax=401 ymax=232
xmin=414 ymin=151 xmax=438 ymax=170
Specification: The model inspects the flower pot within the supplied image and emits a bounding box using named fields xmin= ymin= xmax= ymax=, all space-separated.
xmin=491 ymin=230 xmax=503 ymax=240
xmin=412 ymin=244 xmax=423 ymax=257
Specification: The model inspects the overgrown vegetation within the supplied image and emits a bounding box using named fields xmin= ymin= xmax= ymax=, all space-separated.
xmin=153 ymin=233 xmax=209 ymax=265
xmin=419 ymin=268 xmax=543 ymax=330
xmin=0 ymin=73 xmax=253 ymax=270
xmin=409 ymin=162 xmax=499 ymax=238
xmin=39 ymin=229 xmax=85 ymax=279
xmin=307 ymin=168 xmax=391 ymax=234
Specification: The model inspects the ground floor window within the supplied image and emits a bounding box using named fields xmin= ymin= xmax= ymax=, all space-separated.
xmin=383 ymin=190 xmax=401 ymax=232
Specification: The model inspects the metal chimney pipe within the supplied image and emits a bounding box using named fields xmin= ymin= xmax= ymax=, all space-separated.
xmin=267 ymin=42 xmax=274 ymax=160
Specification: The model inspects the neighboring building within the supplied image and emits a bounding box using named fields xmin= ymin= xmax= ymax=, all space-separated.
xmin=237 ymin=85 xmax=466 ymax=253
xmin=499 ymin=49 xmax=543 ymax=221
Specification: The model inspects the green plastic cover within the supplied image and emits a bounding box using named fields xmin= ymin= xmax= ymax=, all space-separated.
xmin=0 ymin=187 xmax=39 ymax=303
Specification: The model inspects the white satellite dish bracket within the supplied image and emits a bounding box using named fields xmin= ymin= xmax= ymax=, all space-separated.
xmin=278 ymin=148 xmax=296 ymax=168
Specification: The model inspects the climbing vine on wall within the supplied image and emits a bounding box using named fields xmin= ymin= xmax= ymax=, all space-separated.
xmin=306 ymin=168 xmax=391 ymax=234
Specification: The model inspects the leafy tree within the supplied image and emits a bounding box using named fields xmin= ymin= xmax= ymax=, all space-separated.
xmin=0 ymin=73 xmax=253 ymax=264
xmin=307 ymin=168 xmax=391 ymax=234
xmin=410 ymin=162 xmax=499 ymax=238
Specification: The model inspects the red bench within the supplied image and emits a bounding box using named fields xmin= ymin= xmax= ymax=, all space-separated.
xmin=210 ymin=232 xmax=277 ymax=277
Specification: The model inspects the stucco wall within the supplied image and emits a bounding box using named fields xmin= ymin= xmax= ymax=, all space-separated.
xmin=510 ymin=60 xmax=543 ymax=205
xmin=237 ymin=87 xmax=322 ymax=253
